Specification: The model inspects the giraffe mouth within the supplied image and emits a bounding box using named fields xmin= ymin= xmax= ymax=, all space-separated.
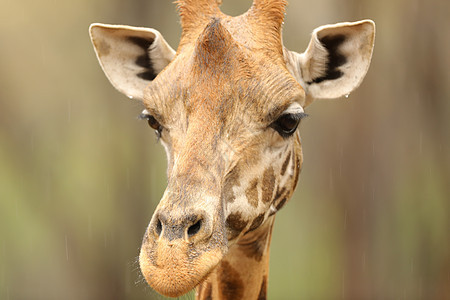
xmin=139 ymin=237 xmax=225 ymax=297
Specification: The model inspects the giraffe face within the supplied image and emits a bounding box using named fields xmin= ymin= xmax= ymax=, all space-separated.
xmin=138 ymin=19 xmax=306 ymax=297
xmin=90 ymin=1 xmax=375 ymax=296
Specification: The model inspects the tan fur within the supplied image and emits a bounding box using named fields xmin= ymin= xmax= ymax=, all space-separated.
xmin=89 ymin=0 xmax=375 ymax=298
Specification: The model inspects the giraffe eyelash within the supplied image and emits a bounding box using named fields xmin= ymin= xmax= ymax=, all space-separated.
xmin=139 ymin=111 xmax=163 ymax=140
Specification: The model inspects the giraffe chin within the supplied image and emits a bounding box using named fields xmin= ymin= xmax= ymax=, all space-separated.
xmin=139 ymin=239 xmax=224 ymax=298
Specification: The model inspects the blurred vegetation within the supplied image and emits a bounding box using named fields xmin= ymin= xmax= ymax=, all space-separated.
xmin=0 ymin=0 xmax=449 ymax=299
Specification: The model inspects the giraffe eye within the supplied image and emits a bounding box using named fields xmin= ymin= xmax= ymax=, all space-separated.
xmin=139 ymin=111 xmax=163 ymax=138
xmin=271 ymin=113 xmax=308 ymax=138
xmin=145 ymin=115 xmax=161 ymax=130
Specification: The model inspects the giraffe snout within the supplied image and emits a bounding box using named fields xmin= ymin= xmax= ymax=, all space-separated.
xmin=139 ymin=205 xmax=227 ymax=297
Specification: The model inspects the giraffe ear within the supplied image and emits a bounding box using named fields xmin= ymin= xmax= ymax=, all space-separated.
xmin=286 ymin=20 xmax=375 ymax=102
xmin=89 ymin=23 xmax=176 ymax=101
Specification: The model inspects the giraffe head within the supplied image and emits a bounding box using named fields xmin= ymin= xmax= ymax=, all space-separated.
xmin=90 ymin=0 xmax=375 ymax=297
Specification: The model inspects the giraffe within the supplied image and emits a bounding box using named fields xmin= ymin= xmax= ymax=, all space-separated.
xmin=89 ymin=0 xmax=375 ymax=298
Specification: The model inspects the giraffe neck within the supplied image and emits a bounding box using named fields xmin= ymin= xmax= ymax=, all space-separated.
xmin=196 ymin=216 xmax=275 ymax=300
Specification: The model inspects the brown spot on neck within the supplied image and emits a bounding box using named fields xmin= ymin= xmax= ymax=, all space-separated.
xmin=218 ymin=260 xmax=244 ymax=299
xmin=257 ymin=276 xmax=268 ymax=300
xmin=274 ymin=186 xmax=286 ymax=201
xmin=238 ymin=217 xmax=271 ymax=261
xmin=292 ymin=152 xmax=301 ymax=191
xmin=270 ymin=186 xmax=288 ymax=215
xmin=280 ymin=151 xmax=291 ymax=176
xmin=245 ymin=178 xmax=259 ymax=208
xmin=226 ymin=212 xmax=248 ymax=240
xmin=275 ymin=197 xmax=287 ymax=211
xmin=261 ymin=167 xmax=275 ymax=203
xmin=223 ymin=169 xmax=241 ymax=204
xmin=248 ymin=213 xmax=265 ymax=232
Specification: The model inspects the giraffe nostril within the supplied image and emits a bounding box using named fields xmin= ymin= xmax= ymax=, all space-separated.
xmin=187 ymin=220 xmax=202 ymax=237
xmin=155 ymin=219 xmax=162 ymax=236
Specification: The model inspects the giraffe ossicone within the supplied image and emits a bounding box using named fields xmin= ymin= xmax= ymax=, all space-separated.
xmin=90 ymin=0 xmax=375 ymax=298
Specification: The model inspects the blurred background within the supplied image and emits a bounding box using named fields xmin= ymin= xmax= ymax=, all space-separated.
xmin=0 ymin=0 xmax=449 ymax=299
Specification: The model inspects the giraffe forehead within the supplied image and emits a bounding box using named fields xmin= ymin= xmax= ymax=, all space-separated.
xmin=144 ymin=20 xmax=305 ymax=123
xmin=146 ymin=68 xmax=304 ymax=132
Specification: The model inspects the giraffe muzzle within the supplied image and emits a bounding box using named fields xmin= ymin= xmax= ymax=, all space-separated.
xmin=139 ymin=204 xmax=227 ymax=297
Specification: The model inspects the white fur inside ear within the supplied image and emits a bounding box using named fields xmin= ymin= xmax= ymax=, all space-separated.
xmin=298 ymin=35 xmax=329 ymax=84
xmin=148 ymin=34 xmax=176 ymax=74
xmin=89 ymin=23 xmax=176 ymax=101
xmin=284 ymin=20 xmax=375 ymax=101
